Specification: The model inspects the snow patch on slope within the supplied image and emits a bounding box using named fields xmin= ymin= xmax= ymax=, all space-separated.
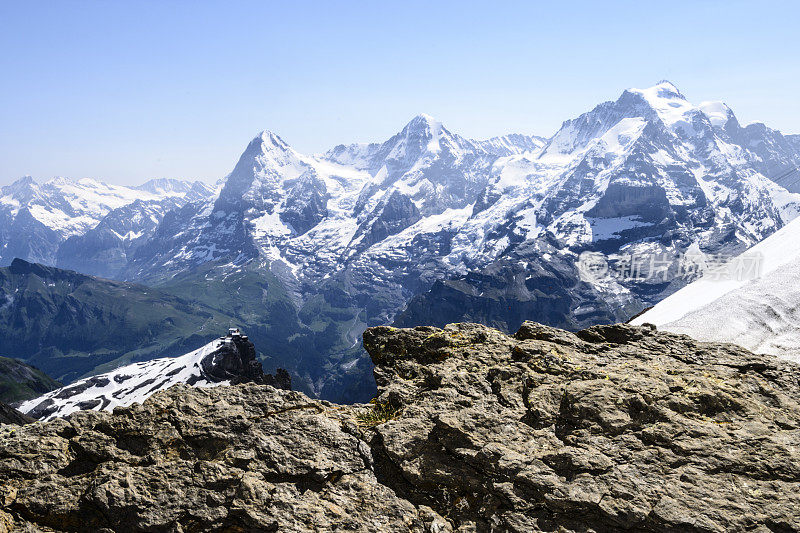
xmin=698 ymin=101 xmax=733 ymax=127
xmin=18 ymin=340 xmax=227 ymax=421
xmin=631 ymin=214 xmax=800 ymax=360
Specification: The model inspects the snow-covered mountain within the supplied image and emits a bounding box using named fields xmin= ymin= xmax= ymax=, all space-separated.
xmin=18 ymin=330 xmax=290 ymax=421
xmin=0 ymin=176 xmax=216 ymax=270
xmin=631 ymin=214 xmax=800 ymax=361
xmin=130 ymin=82 xmax=800 ymax=303
xmin=124 ymin=116 xmax=546 ymax=281
xmin=7 ymin=81 xmax=800 ymax=401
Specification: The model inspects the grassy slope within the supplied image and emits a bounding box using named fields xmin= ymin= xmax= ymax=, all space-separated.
xmin=0 ymin=259 xmax=239 ymax=383
xmin=0 ymin=356 xmax=61 ymax=404
xmin=158 ymin=261 xmax=376 ymax=403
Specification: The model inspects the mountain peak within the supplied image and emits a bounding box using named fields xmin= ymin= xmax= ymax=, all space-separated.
xmin=621 ymin=80 xmax=703 ymax=131
xmin=5 ymin=175 xmax=36 ymax=189
xmin=655 ymin=79 xmax=684 ymax=96
xmin=135 ymin=178 xmax=194 ymax=196
xmin=398 ymin=114 xmax=445 ymax=153
xmin=252 ymin=130 xmax=292 ymax=153
xmin=2 ymin=175 xmax=40 ymax=199
xmin=412 ymin=112 xmax=437 ymax=123
xmin=628 ymin=80 xmax=686 ymax=103
xmin=403 ymin=113 xmax=442 ymax=132
xmin=217 ymin=129 xmax=307 ymax=200
xmin=44 ymin=176 xmax=77 ymax=187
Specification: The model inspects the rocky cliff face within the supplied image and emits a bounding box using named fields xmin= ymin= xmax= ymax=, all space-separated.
xmin=1 ymin=322 xmax=798 ymax=531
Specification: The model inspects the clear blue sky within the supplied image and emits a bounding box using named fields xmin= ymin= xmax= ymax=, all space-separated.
xmin=1 ymin=0 xmax=798 ymax=186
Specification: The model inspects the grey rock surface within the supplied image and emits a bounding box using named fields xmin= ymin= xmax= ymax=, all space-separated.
xmin=1 ymin=322 xmax=799 ymax=531
xmin=0 ymin=384 xmax=447 ymax=532
xmin=364 ymin=322 xmax=800 ymax=531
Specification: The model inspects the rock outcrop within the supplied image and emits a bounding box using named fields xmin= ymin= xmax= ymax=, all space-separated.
xmin=1 ymin=322 xmax=799 ymax=531
xmin=199 ymin=332 xmax=292 ymax=391
xmin=363 ymin=322 xmax=800 ymax=531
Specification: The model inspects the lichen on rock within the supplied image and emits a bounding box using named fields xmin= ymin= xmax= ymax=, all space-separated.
xmin=1 ymin=321 xmax=799 ymax=531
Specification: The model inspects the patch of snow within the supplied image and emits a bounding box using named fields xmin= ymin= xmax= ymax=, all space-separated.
xmin=632 ymin=215 xmax=800 ymax=359
xmin=698 ymin=101 xmax=733 ymax=127
xmin=18 ymin=340 xmax=228 ymax=421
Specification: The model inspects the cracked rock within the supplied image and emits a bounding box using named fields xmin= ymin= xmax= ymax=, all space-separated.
xmin=2 ymin=321 xmax=799 ymax=531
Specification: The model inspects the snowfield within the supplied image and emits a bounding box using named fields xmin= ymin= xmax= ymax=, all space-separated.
xmin=18 ymin=340 xmax=229 ymax=421
xmin=631 ymin=215 xmax=800 ymax=361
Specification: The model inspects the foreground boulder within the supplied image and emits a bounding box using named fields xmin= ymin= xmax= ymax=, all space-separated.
xmin=1 ymin=322 xmax=799 ymax=531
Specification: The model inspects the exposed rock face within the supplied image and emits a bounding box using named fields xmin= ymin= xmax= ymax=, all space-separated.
xmin=0 ymin=385 xmax=447 ymax=532
xmin=358 ymin=190 xmax=422 ymax=249
xmin=1 ymin=322 xmax=799 ymax=531
xmin=280 ymin=174 xmax=330 ymax=235
xmin=363 ymin=322 xmax=800 ymax=531
xmin=393 ymin=238 xmax=641 ymax=333
xmin=585 ymin=182 xmax=670 ymax=221
xmin=197 ymin=333 xmax=290 ymax=389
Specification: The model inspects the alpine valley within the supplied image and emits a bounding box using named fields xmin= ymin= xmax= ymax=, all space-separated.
xmin=3 ymin=81 xmax=800 ymax=402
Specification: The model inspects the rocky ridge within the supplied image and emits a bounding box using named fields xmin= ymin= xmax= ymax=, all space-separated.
xmin=1 ymin=321 xmax=798 ymax=531
xmin=19 ymin=331 xmax=291 ymax=422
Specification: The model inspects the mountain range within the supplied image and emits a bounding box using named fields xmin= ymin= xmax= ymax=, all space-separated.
xmin=0 ymin=177 xmax=216 ymax=278
xmin=3 ymin=81 xmax=800 ymax=401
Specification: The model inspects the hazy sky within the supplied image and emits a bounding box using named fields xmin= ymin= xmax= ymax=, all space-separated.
xmin=1 ymin=1 xmax=798 ymax=186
